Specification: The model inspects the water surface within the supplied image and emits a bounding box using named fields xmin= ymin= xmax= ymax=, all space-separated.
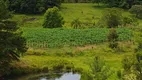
xmin=10 ymin=72 xmax=80 ymax=80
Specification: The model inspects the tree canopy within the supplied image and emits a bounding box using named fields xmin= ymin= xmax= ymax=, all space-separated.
xmin=6 ymin=0 xmax=62 ymax=14
xmin=0 ymin=0 xmax=11 ymax=20
xmin=43 ymin=7 xmax=64 ymax=28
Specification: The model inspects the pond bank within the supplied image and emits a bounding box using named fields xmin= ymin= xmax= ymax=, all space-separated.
xmin=2 ymin=55 xmax=92 ymax=80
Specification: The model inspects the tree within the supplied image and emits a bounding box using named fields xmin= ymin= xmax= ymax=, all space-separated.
xmin=6 ymin=0 xmax=62 ymax=14
xmin=0 ymin=0 xmax=27 ymax=77
xmin=0 ymin=0 xmax=11 ymax=20
xmin=103 ymin=0 xmax=120 ymax=7
xmin=102 ymin=0 xmax=135 ymax=9
xmin=129 ymin=5 xmax=142 ymax=19
xmin=43 ymin=7 xmax=64 ymax=28
xmin=102 ymin=8 xmax=122 ymax=28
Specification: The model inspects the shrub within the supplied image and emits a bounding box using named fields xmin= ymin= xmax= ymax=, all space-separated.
xmin=90 ymin=56 xmax=113 ymax=80
xmin=71 ymin=18 xmax=82 ymax=29
xmin=129 ymin=5 xmax=142 ymax=19
xmin=122 ymin=55 xmax=142 ymax=80
xmin=102 ymin=8 xmax=122 ymax=28
xmin=134 ymin=32 xmax=142 ymax=52
xmin=136 ymin=52 xmax=142 ymax=62
xmin=117 ymin=70 xmax=123 ymax=79
xmin=107 ymin=28 xmax=119 ymax=49
xmin=122 ymin=56 xmax=134 ymax=73
xmin=43 ymin=7 xmax=64 ymax=28
xmin=122 ymin=16 xmax=139 ymax=26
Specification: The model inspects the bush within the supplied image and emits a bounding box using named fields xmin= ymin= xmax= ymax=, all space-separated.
xmin=90 ymin=56 xmax=113 ymax=80
xmin=122 ymin=56 xmax=134 ymax=73
xmin=129 ymin=5 xmax=142 ymax=19
xmin=43 ymin=7 xmax=64 ymax=28
xmin=122 ymin=55 xmax=142 ymax=80
xmin=122 ymin=16 xmax=139 ymax=26
xmin=102 ymin=8 xmax=122 ymax=28
xmin=107 ymin=28 xmax=119 ymax=49
xmin=71 ymin=18 xmax=82 ymax=29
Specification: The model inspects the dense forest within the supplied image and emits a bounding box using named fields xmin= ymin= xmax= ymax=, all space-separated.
xmin=2 ymin=0 xmax=142 ymax=14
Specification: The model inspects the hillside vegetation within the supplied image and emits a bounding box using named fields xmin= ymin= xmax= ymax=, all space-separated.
xmin=1 ymin=2 xmax=142 ymax=80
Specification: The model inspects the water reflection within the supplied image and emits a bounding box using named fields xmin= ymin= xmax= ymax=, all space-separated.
xmin=15 ymin=72 xmax=80 ymax=80
xmin=55 ymin=72 xmax=80 ymax=80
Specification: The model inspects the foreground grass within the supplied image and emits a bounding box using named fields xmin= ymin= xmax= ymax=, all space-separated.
xmin=11 ymin=43 xmax=135 ymax=80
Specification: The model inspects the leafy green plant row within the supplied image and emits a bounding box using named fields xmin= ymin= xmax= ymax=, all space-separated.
xmin=22 ymin=28 xmax=132 ymax=48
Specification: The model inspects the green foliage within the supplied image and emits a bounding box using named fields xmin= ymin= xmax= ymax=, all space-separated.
xmin=122 ymin=56 xmax=134 ymax=73
xmin=117 ymin=70 xmax=123 ymax=79
xmin=136 ymin=52 xmax=142 ymax=62
xmin=107 ymin=28 xmax=118 ymax=42
xmin=23 ymin=28 xmax=132 ymax=48
xmin=71 ymin=18 xmax=82 ymax=29
xmin=43 ymin=7 xmax=64 ymax=28
xmin=102 ymin=8 xmax=122 ymax=28
xmin=108 ymin=41 xmax=118 ymax=49
xmin=104 ymin=0 xmax=122 ymax=7
xmin=0 ymin=2 xmax=27 ymax=76
xmin=92 ymin=0 xmax=101 ymax=5
xmin=129 ymin=5 xmax=142 ymax=19
xmin=134 ymin=61 xmax=142 ymax=80
xmin=122 ymin=55 xmax=142 ymax=80
xmin=0 ymin=20 xmax=27 ymax=76
xmin=0 ymin=0 xmax=11 ymax=20
xmin=6 ymin=0 xmax=62 ymax=14
xmin=90 ymin=56 xmax=113 ymax=80
xmin=62 ymin=0 xmax=91 ymax=3
xmin=107 ymin=28 xmax=119 ymax=49
xmin=134 ymin=32 xmax=142 ymax=52
xmin=102 ymin=0 xmax=135 ymax=9
xmin=122 ymin=16 xmax=139 ymax=26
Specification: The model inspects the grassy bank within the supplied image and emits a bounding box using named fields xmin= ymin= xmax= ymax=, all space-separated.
xmin=10 ymin=43 xmax=135 ymax=80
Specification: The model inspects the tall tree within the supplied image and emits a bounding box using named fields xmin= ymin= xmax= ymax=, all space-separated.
xmin=0 ymin=0 xmax=27 ymax=77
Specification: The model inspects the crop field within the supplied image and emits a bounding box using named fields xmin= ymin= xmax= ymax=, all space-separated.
xmin=23 ymin=28 xmax=132 ymax=48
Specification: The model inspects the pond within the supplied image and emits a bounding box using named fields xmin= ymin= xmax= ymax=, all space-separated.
xmin=6 ymin=72 xmax=81 ymax=80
